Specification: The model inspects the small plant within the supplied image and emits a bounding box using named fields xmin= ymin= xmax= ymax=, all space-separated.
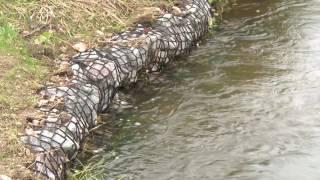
xmin=34 ymin=30 xmax=54 ymax=45
xmin=0 ymin=22 xmax=19 ymax=52
xmin=70 ymin=158 xmax=107 ymax=180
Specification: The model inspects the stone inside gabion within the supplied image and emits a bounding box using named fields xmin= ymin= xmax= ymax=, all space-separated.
xmin=21 ymin=0 xmax=212 ymax=179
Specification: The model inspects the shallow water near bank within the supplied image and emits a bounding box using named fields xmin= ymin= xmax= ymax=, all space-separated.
xmin=83 ymin=0 xmax=320 ymax=179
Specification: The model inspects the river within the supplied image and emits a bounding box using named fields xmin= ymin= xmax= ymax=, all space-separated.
xmin=81 ymin=0 xmax=320 ymax=179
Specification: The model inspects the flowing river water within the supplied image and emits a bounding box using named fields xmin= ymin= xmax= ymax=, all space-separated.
xmin=83 ymin=0 xmax=320 ymax=179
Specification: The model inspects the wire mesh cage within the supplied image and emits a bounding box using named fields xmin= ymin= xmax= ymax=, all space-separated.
xmin=21 ymin=0 xmax=212 ymax=179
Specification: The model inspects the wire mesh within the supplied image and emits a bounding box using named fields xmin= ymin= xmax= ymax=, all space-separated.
xmin=21 ymin=0 xmax=212 ymax=179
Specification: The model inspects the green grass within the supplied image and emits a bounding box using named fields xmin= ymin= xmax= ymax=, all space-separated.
xmin=0 ymin=22 xmax=19 ymax=52
xmin=0 ymin=20 xmax=44 ymax=74
xmin=69 ymin=157 xmax=108 ymax=180
xmin=0 ymin=18 xmax=48 ymax=178
xmin=0 ymin=21 xmax=39 ymax=99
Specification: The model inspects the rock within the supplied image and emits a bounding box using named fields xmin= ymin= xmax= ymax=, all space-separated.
xmin=39 ymin=119 xmax=46 ymax=126
xmin=72 ymin=42 xmax=88 ymax=52
xmin=32 ymin=120 xmax=41 ymax=127
xmin=172 ymin=6 xmax=183 ymax=16
xmin=46 ymin=116 xmax=58 ymax=123
xmin=24 ymin=127 xmax=34 ymax=135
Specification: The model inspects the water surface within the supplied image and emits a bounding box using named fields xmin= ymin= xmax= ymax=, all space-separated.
xmin=85 ymin=0 xmax=320 ymax=179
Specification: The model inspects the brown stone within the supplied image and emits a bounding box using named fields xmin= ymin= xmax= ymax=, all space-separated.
xmin=172 ymin=6 xmax=183 ymax=16
xmin=72 ymin=42 xmax=88 ymax=52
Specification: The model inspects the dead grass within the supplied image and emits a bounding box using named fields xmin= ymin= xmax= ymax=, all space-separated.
xmin=1 ymin=0 xmax=131 ymax=34
xmin=0 ymin=0 xmax=174 ymax=49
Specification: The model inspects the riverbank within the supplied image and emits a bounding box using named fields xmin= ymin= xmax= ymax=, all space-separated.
xmin=0 ymin=0 xmax=234 ymax=178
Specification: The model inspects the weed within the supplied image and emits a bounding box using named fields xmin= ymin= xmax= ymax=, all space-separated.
xmin=70 ymin=157 xmax=107 ymax=180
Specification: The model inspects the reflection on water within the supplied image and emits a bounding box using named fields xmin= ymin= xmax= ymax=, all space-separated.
xmin=84 ymin=0 xmax=320 ymax=179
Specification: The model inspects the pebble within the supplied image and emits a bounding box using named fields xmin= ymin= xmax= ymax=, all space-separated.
xmin=32 ymin=120 xmax=41 ymax=126
xmin=172 ymin=6 xmax=183 ymax=16
xmin=47 ymin=116 xmax=58 ymax=123
xmin=40 ymin=120 xmax=46 ymax=126
xmin=72 ymin=42 xmax=88 ymax=52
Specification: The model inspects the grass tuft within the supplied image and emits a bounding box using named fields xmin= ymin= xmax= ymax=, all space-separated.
xmin=0 ymin=22 xmax=19 ymax=52
xmin=69 ymin=157 xmax=108 ymax=180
